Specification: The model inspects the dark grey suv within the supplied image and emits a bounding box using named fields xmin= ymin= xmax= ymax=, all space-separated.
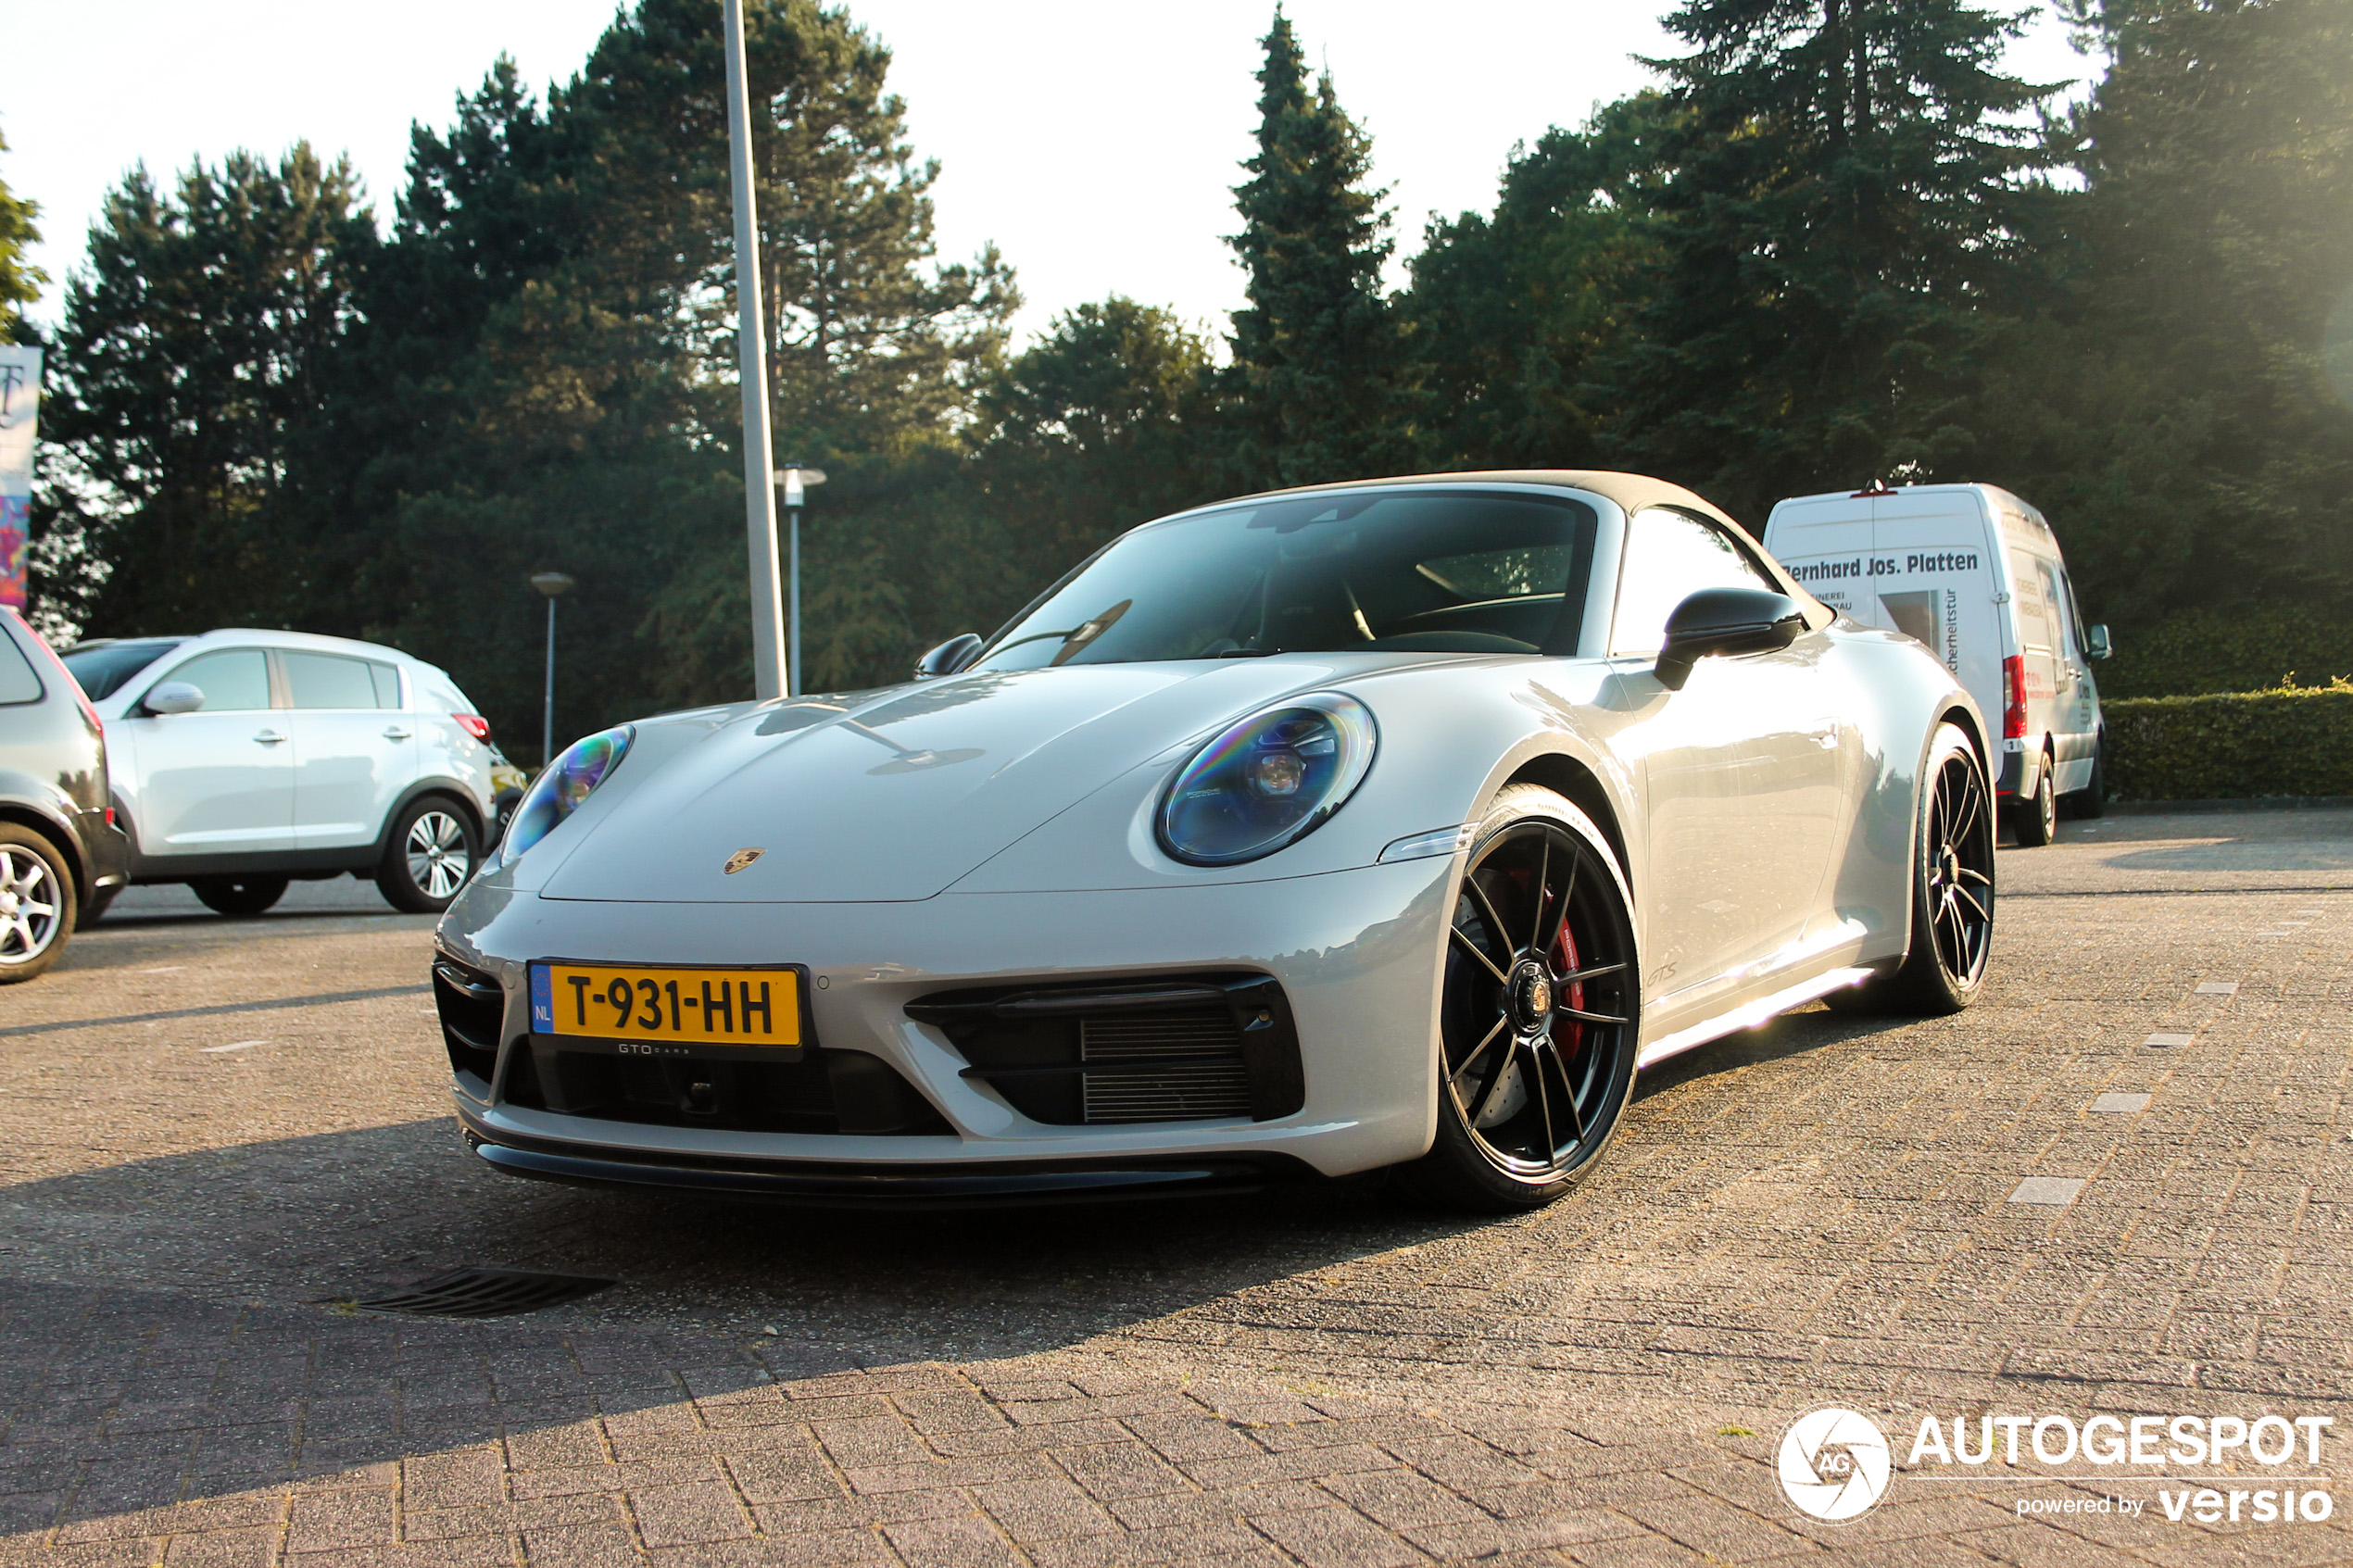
xmin=0 ymin=609 xmax=128 ymax=980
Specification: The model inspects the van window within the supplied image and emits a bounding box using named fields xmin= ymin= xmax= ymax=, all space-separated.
xmin=1610 ymin=508 xmax=1774 ymax=656
xmin=2039 ymin=560 xmax=2086 ymax=659
xmin=161 ymin=649 xmax=271 ymax=711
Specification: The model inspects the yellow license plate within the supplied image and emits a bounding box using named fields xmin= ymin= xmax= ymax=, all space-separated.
xmin=530 ymin=962 xmax=801 ymax=1047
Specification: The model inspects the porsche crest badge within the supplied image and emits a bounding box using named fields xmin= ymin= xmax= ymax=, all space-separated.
xmin=723 ymin=847 xmax=764 ymax=875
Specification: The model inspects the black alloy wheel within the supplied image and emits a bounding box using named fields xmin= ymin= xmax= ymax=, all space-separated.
xmin=190 ymin=875 xmax=289 ymax=917
xmin=1405 ymin=784 xmax=1639 ymax=1211
xmin=1832 ymin=721 xmax=1994 ymax=1016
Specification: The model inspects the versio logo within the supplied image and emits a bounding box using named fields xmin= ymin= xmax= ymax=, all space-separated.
xmin=1779 ymin=1407 xmax=1894 ymax=1523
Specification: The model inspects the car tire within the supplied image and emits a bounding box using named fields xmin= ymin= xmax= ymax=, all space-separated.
xmin=0 ymin=825 xmax=76 ymax=983
xmin=191 ymin=875 xmax=289 ymax=917
xmin=2010 ymin=750 xmax=2057 ymax=847
xmin=377 ymin=797 xmax=479 ymax=914
xmin=1828 ymin=721 xmax=1994 ymax=1017
xmin=2061 ymin=740 xmax=2106 ymax=820
xmin=1396 ymin=784 xmax=1641 ymax=1213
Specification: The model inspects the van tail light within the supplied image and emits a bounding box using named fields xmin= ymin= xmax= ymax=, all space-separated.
xmin=453 ymin=713 xmax=492 ymax=742
xmin=2001 ymin=655 xmax=2028 ymax=740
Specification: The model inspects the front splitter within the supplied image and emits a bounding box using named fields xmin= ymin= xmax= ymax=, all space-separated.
xmin=470 ymin=1136 xmax=1292 ymax=1210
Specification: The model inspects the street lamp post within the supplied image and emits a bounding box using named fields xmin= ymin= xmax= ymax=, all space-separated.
xmin=774 ymin=464 xmax=826 ymax=697
xmin=530 ymin=571 xmax=574 ymax=766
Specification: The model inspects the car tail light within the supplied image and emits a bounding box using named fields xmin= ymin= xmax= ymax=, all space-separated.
xmin=2001 ymin=655 xmax=2028 ymax=740
xmin=453 ymin=713 xmax=491 ymax=742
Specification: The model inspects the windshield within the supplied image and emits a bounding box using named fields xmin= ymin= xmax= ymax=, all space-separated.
xmin=61 ymin=638 xmax=187 ymax=699
xmin=973 ymin=488 xmax=1598 ymax=671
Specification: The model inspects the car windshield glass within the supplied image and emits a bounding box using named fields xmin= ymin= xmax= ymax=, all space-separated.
xmin=972 ymin=489 xmax=1598 ymax=671
xmin=61 ymin=638 xmax=185 ymax=699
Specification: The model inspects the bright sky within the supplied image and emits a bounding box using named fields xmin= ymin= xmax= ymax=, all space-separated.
xmin=6 ymin=1 xmax=2089 ymax=350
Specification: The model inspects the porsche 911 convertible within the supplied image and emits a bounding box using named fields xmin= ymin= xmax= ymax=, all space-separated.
xmin=434 ymin=471 xmax=1994 ymax=1210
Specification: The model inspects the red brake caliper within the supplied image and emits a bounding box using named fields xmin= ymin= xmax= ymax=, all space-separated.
xmin=1551 ymin=918 xmax=1584 ymax=1062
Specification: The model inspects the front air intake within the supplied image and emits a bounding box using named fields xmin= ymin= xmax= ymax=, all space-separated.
xmin=907 ymin=974 xmax=1306 ymax=1127
xmin=432 ymin=956 xmax=505 ymax=1087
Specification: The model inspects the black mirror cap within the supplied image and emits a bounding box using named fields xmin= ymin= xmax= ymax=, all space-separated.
xmin=2086 ymin=623 xmax=2112 ymax=660
xmin=912 ymin=632 xmax=984 ymax=680
xmin=1654 ymin=588 xmax=1805 ymax=690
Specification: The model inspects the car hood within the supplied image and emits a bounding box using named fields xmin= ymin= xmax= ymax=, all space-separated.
xmin=537 ymin=661 xmax=1340 ymax=903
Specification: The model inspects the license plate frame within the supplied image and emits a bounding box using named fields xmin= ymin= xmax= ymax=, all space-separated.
xmin=528 ymin=960 xmax=810 ymax=1060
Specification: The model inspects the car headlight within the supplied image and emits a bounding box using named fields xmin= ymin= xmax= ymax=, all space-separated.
xmin=1157 ymin=694 xmax=1377 ymax=866
xmin=504 ymin=724 xmax=634 ymax=859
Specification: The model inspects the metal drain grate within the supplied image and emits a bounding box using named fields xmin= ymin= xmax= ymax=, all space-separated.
xmin=342 ymin=1267 xmax=615 ymax=1319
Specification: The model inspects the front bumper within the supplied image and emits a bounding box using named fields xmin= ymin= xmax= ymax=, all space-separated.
xmin=441 ymin=856 xmax=1458 ymax=1190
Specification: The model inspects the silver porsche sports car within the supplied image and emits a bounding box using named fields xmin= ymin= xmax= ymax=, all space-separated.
xmin=434 ymin=471 xmax=1994 ymax=1211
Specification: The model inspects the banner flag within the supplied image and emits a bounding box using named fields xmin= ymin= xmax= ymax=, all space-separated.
xmin=0 ymin=346 xmax=41 ymax=612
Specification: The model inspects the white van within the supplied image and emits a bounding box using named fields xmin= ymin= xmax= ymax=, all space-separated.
xmin=1761 ymin=483 xmax=2110 ymax=846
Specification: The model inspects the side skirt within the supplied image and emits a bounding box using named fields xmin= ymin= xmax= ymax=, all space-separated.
xmin=1634 ymin=966 xmax=1874 ymax=1072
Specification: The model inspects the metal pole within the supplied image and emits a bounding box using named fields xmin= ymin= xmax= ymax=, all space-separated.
xmin=788 ymin=507 xmax=800 ymax=698
xmin=542 ymin=596 xmax=557 ymax=768
xmin=724 ymin=0 xmax=787 ymax=700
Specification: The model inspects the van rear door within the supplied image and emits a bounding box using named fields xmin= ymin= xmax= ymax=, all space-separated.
xmin=1866 ymin=491 xmax=2005 ymax=734
xmin=1764 ymin=496 xmax=1876 ymax=622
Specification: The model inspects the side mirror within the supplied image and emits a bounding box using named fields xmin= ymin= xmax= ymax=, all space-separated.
xmin=145 ymin=682 xmax=206 ymax=716
xmin=1654 ymin=588 xmax=1805 ymax=691
xmin=912 ymin=632 xmax=983 ymax=680
xmin=2085 ymin=623 xmax=2112 ymax=661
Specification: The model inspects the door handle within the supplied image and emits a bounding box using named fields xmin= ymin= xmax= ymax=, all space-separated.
xmin=382 ymin=726 xmax=413 ymax=741
xmin=253 ymin=730 xmax=285 ymax=745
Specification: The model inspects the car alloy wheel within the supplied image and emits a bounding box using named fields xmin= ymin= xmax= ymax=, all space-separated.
xmin=0 ymin=845 xmax=63 ymax=967
xmin=407 ymin=809 xmax=472 ymax=901
xmin=1409 ymin=785 xmax=1639 ymax=1210
xmin=1922 ymin=742 xmax=1996 ymax=993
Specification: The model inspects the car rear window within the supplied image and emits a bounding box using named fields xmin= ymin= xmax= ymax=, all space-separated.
xmin=0 ymin=621 xmax=41 ymax=705
xmin=283 ymin=651 xmax=397 ymax=709
xmin=61 ymin=637 xmax=184 ymax=699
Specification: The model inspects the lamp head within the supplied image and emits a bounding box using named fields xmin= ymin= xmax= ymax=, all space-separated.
xmin=530 ymin=571 xmax=575 ymax=597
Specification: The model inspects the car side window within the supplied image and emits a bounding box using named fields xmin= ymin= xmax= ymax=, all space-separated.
xmin=370 ymin=661 xmax=403 ymax=709
xmin=0 ymin=626 xmax=41 ymax=705
xmin=1609 ymin=508 xmax=1774 ymax=656
xmin=283 ymin=651 xmax=385 ymax=709
xmin=158 ymin=649 xmax=271 ymax=711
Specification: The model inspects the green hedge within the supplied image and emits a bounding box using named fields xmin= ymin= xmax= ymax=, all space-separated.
xmin=2098 ymin=607 xmax=2353 ymax=697
xmin=2104 ymin=684 xmax=2353 ymax=801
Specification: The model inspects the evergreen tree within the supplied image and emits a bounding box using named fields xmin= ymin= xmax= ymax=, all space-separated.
xmin=1406 ymin=94 xmax=1676 ymax=471
xmin=0 ymin=130 xmax=43 ymax=345
xmin=1979 ymin=0 xmax=2353 ymax=631
xmin=1603 ymin=0 xmax=2054 ymax=521
xmin=1227 ymin=9 xmax=1409 ymax=488
xmin=43 ymin=146 xmax=375 ymax=637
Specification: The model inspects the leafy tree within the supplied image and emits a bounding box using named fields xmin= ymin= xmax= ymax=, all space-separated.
xmin=1602 ymin=0 xmax=2055 ymax=521
xmin=1227 ymin=9 xmax=1410 ymax=488
xmin=1981 ymin=0 xmax=2353 ymax=630
xmin=1406 ymin=94 xmax=1676 ymax=471
xmin=0 ymin=130 xmax=43 ymax=345
xmin=43 ymin=146 xmax=375 ymax=638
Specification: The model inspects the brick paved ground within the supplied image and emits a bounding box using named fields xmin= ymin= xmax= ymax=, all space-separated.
xmin=3 ymin=811 xmax=2350 ymax=1565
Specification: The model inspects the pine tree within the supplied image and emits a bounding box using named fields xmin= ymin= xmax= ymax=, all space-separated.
xmin=1977 ymin=0 xmax=2353 ymax=633
xmin=1603 ymin=0 xmax=2054 ymax=521
xmin=44 ymin=146 xmax=376 ymax=637
xmin=1227 ymin=9 xmax=1409 ymax=488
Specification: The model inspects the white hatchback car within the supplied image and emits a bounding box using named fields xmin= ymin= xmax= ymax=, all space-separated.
xmin=61 ymin=629 xmax=499 ymax=916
